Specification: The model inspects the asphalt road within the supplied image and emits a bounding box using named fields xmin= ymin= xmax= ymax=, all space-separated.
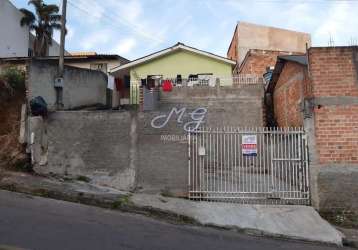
xmin=0 ymin=190 xmax=351 ymax=250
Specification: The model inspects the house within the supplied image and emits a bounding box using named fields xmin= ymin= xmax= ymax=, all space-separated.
xmin=0 ymin=0 xmax=29 ymax=57
xmin=110 ymin=42 xmax=236 ymax=106
xmin=65 ymin=52 xmax=129 ymax=75
xmin=0 ymin=54 xmax=128 ymax=72
xmin=0 ymin=0 xmax=68 ymax=58
xmin=27 ymin=59 xmax=109 ymax=111
xmin=0 ymin=53 xmax=129 ymax=90
xmin=227 ymin=22 xmax=311 ymax=76
xmin=266 ymin=46 xmax=358 ymax=215
xmin=236 ymin=49 xmax=304 ymax=76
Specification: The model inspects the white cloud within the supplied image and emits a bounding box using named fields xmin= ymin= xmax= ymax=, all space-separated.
xmin=69 ymin=0 xmax=105 ymax=24
xmin=31 ymin=0 xmax=358 ymax=58
xmin=52 ymin=25 xmax=75 ymax=44
xmin=66 ymin=25 xmax=75 ymax=42
xmin=81 ymin=29 xmax=113 ymax=50
xmin=314 ymin=2 xmax=358 ymax=46
xmin=70 ymin=0 xmax=163 ymax=45
xmin=113 ymin=38 xmax=137 ymax=55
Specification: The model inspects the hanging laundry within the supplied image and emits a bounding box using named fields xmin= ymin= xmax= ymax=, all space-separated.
xmin=162 ymin=80 xmax=173 ymax=92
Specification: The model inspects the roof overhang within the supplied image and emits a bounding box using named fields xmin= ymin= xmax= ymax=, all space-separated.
xmin=110 ymin=43 xmax=236 ymax=74
xmin=266 ymin=55 xmax=308 ymax=94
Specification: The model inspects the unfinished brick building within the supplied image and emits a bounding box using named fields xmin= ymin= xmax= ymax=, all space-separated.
xmin=236 ymin=49 xmax=295 ymax=75
xmin=267 ymin=46 xmax=358 ymax=218
xmin=227 ymin=22 xmax=311 ymax=76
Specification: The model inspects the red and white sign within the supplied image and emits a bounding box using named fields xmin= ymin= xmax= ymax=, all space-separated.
xmin=242 ymin=135 xmax=257 ymax=156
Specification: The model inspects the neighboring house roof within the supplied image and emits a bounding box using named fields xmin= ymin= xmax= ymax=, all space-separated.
xmin=277 ymin=55 xmax=308 ymax=66
xmin=65 ymin=54 xmax=129 ymax=62
xmin=70 ymin=52 xmax=97 ymax=56
xmin=0 ymin=54 xmax=129 ymax=62
xmin=266 ymin=54 xmax=307 ymax=94
xmin=236 ymin=49 xmax=305 ymax=74
xmin=110 ymin=42 xmax=236 ymax=73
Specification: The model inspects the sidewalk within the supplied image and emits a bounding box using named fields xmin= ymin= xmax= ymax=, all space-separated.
xmin=0 ymin=170 xmax=345 ymax=246
xmin=131 ymin=193 xmax=343 ymax=246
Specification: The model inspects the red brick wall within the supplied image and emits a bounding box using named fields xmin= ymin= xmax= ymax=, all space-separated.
xmin=309 ymin=47 xmax=358 ymax=97
xmin=227 ymin=27 xmax=238 ymax=61
xmin=238 ymin=50 xmax=292 ymax=76
xmin=309 ymin=47 xmax=358 ymax=164
xmin=314 ymin=106 xmax=358 ymax=164
xmin=273 ymin=61 xmax=308 ymax=127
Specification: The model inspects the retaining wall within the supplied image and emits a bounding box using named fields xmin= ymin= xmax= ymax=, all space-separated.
xmin=28 ymin=59 xmax=108 ymax=111
xmin=31 ymin=85 xmax=264 ymax=195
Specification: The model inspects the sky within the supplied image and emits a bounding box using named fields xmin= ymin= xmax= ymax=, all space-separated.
xmin=10 ymin=0 xmax=358 ymax=60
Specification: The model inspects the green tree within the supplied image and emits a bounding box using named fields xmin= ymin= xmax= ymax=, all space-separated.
xmin=0 ymin=67 xmax=25 ymax=91
xmin=20 ymin=0 xmax=62 ymax=57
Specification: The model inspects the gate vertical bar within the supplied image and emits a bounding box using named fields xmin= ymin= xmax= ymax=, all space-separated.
xmin=188 ymin=129 xmax=191 ymax=199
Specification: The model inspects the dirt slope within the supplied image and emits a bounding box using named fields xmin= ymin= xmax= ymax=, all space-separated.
xmin=0 ymin=79 xmax=27 ymax=169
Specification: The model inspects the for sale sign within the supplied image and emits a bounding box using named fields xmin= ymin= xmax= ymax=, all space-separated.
xmin=242 ymin=135 xmax=257 ymax=156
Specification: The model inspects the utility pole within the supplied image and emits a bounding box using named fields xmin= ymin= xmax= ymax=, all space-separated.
xmin=56 ymin=0 xmax=67 ymax=109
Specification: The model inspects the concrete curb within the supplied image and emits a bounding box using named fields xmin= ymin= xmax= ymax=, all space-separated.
xmin=0 ymin=171 xmax=344 ymax=246
xmin=130 ymin=194 xmax=344 ymax=246
xmin=338 ymin=227 xmax=358 ymax=249
xmin=0 ymin=171 xmax=198 ymax=225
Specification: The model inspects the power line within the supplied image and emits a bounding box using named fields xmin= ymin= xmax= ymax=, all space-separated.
xmin=67 ymin=0 xmax=163 ymax=44
xmin=201 ymin=0 xmax=358 ymax=3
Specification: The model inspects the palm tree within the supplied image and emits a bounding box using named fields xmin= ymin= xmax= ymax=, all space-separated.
xmin=20 ymin=0 xmax=62 ymax=57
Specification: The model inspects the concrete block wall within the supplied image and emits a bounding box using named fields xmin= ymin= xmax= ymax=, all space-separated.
xmin=30 ymin=110 xmax=192 ymax=194
xmin=28 ymin=59 xmax=108 ymax=111
xmin=159 ymin=86 xmax=265 ymax=127
xmin=33 ymin=111 xmax=136 ymax=191
xmin=30 ymin=85 xmax=265 ymax=195
xmin=318 ymin=166 xmax=358 ymax=215
xmin=136 ymin=111 xmax=188 ymax=195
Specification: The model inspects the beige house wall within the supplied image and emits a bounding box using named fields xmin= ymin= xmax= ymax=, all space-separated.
xmin=65 ymin=59 xmax=122 ymax=73
xmin=234 ymin=22 xmax=311 ymax=66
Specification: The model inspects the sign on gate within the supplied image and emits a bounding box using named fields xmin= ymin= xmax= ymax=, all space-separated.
xmin=188 ymin=127 xmax=310 ymax=205
xmin=242 ymin=135 xmax=257 ymax=156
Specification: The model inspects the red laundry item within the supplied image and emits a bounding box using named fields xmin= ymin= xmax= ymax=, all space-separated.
xmin=162 ymin=80 xmax=173 ymax=92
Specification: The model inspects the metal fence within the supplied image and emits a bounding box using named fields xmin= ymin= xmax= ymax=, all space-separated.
xmin=188 ymin=127 xmax=310 ymax=205
xmin=129 ymin=75 xmax=264 ymax=104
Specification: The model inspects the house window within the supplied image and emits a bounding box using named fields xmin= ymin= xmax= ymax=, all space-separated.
xmin=188 ymin=73 xmax=213 ymax=86
xmin=90 ymin=63 xmax=108 ymax=73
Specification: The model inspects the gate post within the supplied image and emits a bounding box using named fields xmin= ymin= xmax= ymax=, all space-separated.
xmin=303 ymin=98 xmax=320 ymax=208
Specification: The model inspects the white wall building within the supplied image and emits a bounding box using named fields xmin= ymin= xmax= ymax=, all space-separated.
xmin=0 ymin=0 xmax=66 ymax=58
xmin=0 ymin=0 xmax=30 ymax=57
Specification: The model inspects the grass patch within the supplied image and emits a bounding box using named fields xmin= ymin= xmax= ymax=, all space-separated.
xmin=111 ymin=195 xmax=133 ymax=209
xmin=320 ymin=209 xmax=358 ymax=229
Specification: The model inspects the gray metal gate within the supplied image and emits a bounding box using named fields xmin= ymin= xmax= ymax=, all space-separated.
xmin=188 ymin=127 xmax=310 ymax=205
